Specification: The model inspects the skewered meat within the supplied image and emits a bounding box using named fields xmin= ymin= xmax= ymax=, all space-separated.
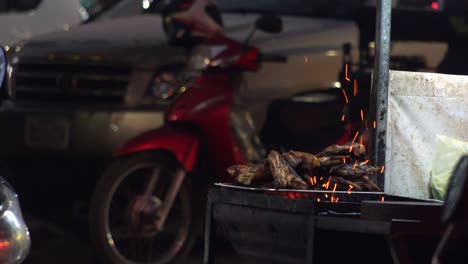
xmin=329 ymin=163 xmax=381 ymax=179
xmin=227 ymin=163 xmax=271 ymax=185
xmin=268 ymin=150 xmax=309 ymax=190
xmin=319 ymin=143 xmax=366 ymax=160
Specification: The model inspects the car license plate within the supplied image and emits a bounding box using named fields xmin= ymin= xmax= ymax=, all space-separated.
xmin=24 ymin=116 xmax=70 ymax=149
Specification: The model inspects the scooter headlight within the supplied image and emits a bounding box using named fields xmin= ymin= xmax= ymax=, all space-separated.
xmin=187 ymin=44 xmax=229 ymax=70
xmin=0 ymin=178 xmax=30 ymax=264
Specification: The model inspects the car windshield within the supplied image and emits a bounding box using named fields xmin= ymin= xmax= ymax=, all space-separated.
xmin=82 ymin=0 xmax=363 ymax=22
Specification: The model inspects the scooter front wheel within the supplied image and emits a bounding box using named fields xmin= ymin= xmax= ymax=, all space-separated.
xmin=89 ymin=151 xmax=199 ymax=264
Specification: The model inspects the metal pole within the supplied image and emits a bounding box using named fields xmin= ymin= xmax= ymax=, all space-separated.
xmin=369 ymin=0 xmax=392 ymax=189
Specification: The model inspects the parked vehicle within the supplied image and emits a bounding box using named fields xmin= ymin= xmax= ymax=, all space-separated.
xmin=87 ymin=2 xmax=350 ymax=261
xmin=0 ymin=45 xmax=30 ymax=264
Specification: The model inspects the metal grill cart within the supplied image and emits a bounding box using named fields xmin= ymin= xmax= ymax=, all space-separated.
xmin=204 ymin=1 xmax=467 ymax=263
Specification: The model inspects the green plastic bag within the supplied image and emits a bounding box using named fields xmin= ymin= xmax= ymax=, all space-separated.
xmin=430 ymin=135 xmax=468 ymax=201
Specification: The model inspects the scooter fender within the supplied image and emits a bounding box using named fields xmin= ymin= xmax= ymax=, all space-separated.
xmin=113 ymin=125 xmax=200 ymax=172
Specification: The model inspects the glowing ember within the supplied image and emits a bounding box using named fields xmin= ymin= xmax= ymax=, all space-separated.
xmin=352 ymin=131 xmax=359 ymax=144
xmin=360 ymin=160 xmax=369 ymax=166
xmin=360 ymin=109 xmax=364 ymax=121
xmin=381 ymin=165 xmax=385 ymax=173
xmin=342 ymin=89 xmax=349 ymax=104
xmin=345 ymin=64 xmax=351 ymax=81
xmin=353 ymin=79 xmax=358 ymax=96
xmin=308 ymin=177 xmax=314 ymax=186
xmin=347 ymin=185 xmax=353 ymax=194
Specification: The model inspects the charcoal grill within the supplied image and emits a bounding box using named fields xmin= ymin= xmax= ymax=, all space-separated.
xmin=204 ymin=185 xmax=443 ymax=264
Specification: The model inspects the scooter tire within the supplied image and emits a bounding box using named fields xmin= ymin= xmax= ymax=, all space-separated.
xmin=89 ymin=151 xmax=201 ymax=264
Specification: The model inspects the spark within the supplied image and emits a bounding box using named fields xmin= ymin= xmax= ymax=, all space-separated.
xmin=347 ymin=185 xmax=353 ymax=194
xmin=335 ymin=197 xmax=340 ymax=203
xmin=381 ymin=165 xmax=385 ymax=173
xmin=325 ymin=194 xmax=329 ymax=198
xmin=342 ymin=157 xmax=346 ymax=164
xmin=317 ymin=198 xmax=321 ymax=202
xmin=332 ymin=183 xmax=337 ymax=193
xmin=353 ymin=160 xmax=358 ymax=170
xmin=354 ymin=79 xmax=358 ymax=96
xmin=352 ymin=131 xmax=359 ymax=144
xmin=381 ymin=196 xmax=385 ymax=202
xmin=345 ymin=64 xmax=351 ymax=82
xmin=305 ymin=56 xmax=308 ymax=63
xmin=373 ymin=120 xmax=376 ymax=129
xmin=324 ymin=177 xmax=331 ymax=189
xmin=342 ymin=89 xmax=349 ymax=104
xmin=365 ymin=121 xmax=369 ymax=130
xmin=313 ymin=176 xmax=317 ymax=185
xmin=308 ymin=177 xmax=314 ymax=186
xmin=331 ymin=196 xmax=335 ymax=202
xmin=320 ymin=177 xmax=324 ymax=181
xmin=360 ymin=160 xmax=369 ymax=166
xmin=361 ymin=109 xmax=364 ymax=121
xmin=359 ymin=135 xmax=363 ymax=145
xmin=349 ymin=145 xmax=353 ymax=153
xmin=341 ymin=114 xmax=346 ymax=122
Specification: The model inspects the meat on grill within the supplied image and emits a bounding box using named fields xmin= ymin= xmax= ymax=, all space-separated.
xmin=329 ymin=163 xmax=381 ymax=179
xmin=227 ymin=163 xmax=271 ymax=185
xmin=268 ymin=150 xmax=309 ymax=190
xmin=319 ymin=143 xmax=366 ymax=160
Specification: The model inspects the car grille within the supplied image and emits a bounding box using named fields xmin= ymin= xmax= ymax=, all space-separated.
xmin=13 ymin=62 xmax=132 ymax=104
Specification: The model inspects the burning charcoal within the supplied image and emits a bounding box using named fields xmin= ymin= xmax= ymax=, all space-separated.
xmin=318 ymin=155 xmax=352 ymax=167
xmin=319 ymin=143 xmax=366 ymax=160
xmin=268 ymin=150 xmax=309 ymax=190
xmin=282 ymin=152 xmax=302 ymax=168
xmin=329 ymin=163 xmax=381 ymax=179
xmin=227 ymin=163 xmax=270 ymax=186
xmin=329 ymin=176 xmax=363 ymax=192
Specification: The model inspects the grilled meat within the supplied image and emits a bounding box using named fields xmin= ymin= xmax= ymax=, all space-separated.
xmin=268 ymin=150 xmax=309 ymax=190
xmin=227 ymin=163 xmax=271 ymax=185
xmin=319 ymin=143 xmax=366 ymax=160
xmin=329 ymin=163 xmax=381 ymax=179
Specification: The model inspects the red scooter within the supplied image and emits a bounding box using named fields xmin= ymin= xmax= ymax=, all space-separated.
xmin=89 ymin=12 xmax=287 ymax=264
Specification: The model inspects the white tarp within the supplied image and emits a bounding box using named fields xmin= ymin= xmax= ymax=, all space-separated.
xmin=385 ymin=71 xmax=468 ymax=199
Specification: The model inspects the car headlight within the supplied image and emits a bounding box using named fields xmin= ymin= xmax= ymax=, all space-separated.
xmin=0 ymin=177 xmax=30 ymax=264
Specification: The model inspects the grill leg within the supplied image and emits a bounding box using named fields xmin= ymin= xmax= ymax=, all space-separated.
xmin=306 ymin=216 xmax=316 ymax=264
xmin=203 ymin=200 xmax=215 ymax=264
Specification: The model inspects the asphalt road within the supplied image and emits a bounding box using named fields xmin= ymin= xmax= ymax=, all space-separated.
xmin=22 ymin=214 xmax=241 ymax=264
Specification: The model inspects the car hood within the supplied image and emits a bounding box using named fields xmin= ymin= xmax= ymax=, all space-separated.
xmin=16 ymin=13 xmax=356 ymax=68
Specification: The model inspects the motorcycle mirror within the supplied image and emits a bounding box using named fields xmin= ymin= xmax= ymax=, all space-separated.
xmin=0 ymin=0 xmax=42 ymax=12
xmin=255 ymin=14 xmax=283 ymax=34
